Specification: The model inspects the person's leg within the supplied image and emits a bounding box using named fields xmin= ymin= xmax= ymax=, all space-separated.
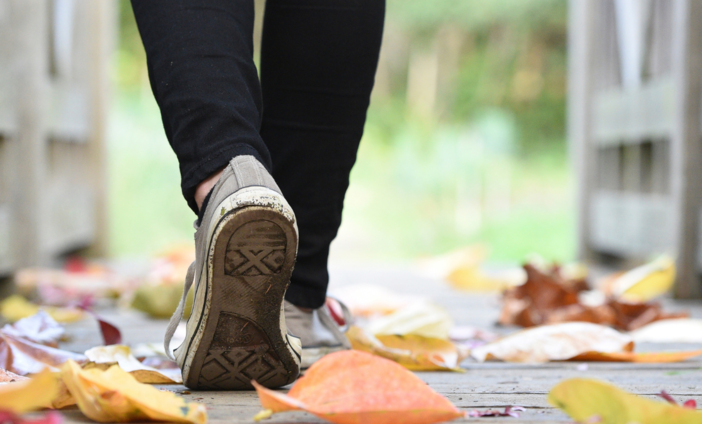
xmin=132 ymin=0 xmax=302 ymax=389
xmin=260 ymin=0 xmax=386 ymax=309
xmin=131 ymin=0 xmax=270 ymax=213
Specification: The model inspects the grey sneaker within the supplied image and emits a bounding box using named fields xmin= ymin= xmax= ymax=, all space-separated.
xmin=164 ymin=155 xmax=302 ymax=390
xmin=284 ymin=299 xmax=352 ymax=369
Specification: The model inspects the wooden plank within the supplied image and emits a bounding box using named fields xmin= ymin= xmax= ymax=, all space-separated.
xmin=10 ymin=0 xmax=49 ymax=267
xmin=82 ymin=0 xmax=114 ymax=257
xmin=569 ymin=0 xmax=597 ymax=261
xmin=592 ymin=78 xmax=675 ymax=145
xmin=670 ymin=0 xmax=702 ymax=298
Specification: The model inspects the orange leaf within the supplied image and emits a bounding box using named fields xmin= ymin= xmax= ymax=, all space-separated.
xmin=253 ymin=350 xmax=464 ymax=424
xmin=572 ymin=349 xmax=702 ymax=363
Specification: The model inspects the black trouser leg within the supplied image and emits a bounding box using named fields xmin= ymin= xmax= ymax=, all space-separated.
xmin=131 ymin=0 xmax=270 ymax=213
xmin=260 ymin=0 xmax=385 ymax=308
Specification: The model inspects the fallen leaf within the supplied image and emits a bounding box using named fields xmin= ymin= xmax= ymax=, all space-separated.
xmin=253 ymin=350 xmax=464 ymax=424
xmin=630 ymin=319 xmax=702 ymax=343
xmin=77 ymin=305 xmax=122 ymax=346
xmin=0 ymin=332 xmax=86 ymax=375
xmin=61 ymin=360 xmax=206 ymax=423
xmin=0 ymin=369 xmax=59 ymax=413
xmin=0 ymin=295 xmax=83 ymax=323
xmin=2 ymin=311 xmax=64 ymax=347
xmin=471 ymin=322 xmax=633 ymax=363
xmin=332 ymin=284 xmax=425 ymax=318
xmin=0 ymin=368 xmax=28 ymax=382
xmin=0 ymin=410 xmax=63 ymax=424
xmin=603 ymin=256 xmax=676 ymax=302
xmin=84 ymin=345 xmax=182 ymax=384
xmin=366 ymin=301 xmax=453 ymax=339
xmin=658 ymin=390 xmax=698 ymax=409
xmin=548 ymin=378 xmax=702 ymax=423
xmin=498 ymin=264 xmax=581 ymax=327
xmin=130 ymin=283 xmax=193 ymax=319
xmin=572 ymin=349 xmax=702 ymax=363
xmin=467 ymin=406 xmax=525 ymax=418
xmin=347 ymin=326 xmax=466 ymax=371
xmin=499 ymin=264 xmax=687 ymax=331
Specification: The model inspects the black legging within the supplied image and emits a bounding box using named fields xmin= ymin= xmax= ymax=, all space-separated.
xmin=131 ymin=0 xmax=385 ymax=309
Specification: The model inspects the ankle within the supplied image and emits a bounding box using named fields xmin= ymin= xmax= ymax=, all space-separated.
xmin=194 ymin=168 xmax=224 ymax=211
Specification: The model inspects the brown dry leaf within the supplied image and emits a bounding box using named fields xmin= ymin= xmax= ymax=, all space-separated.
xmin=499 ymin=264 xmax=687 ymax=331
xmin=61 ymin=360 xmax=206 ymax=423
xmin=347 ymin=326 xmax=466 ymax=371
xmin=0 ymin=368 xmax=59 ymax=413
xmin=498 ymin=264 xmax=581 ymax=327
xmin=253 ymin=350 xmax=464 ymax=424
xmin=572 ymin=349 xmax=702 ymax=363
xmin=83 ymin=345 xmax=182 ymax=384
xmin=471 ymin=322 xmax=634 ymax=363
xmin=548 ymin=378 xmax=702 ymax=423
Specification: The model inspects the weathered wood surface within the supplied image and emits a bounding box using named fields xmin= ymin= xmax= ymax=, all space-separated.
xmin=59 ymin=263 xmax=702 ymax=423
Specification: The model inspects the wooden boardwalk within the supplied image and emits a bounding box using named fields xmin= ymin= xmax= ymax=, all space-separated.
xmin=59 ymin=262 xmax=702 ymax=423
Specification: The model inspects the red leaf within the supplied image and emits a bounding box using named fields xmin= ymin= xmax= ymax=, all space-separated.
xmin=683 ymin=399 xmax=697 ymax=409
xmin=658 ymin=390 xmax=678 ymax=405
xmin=77 ymin=306 xmax=122 ymax=346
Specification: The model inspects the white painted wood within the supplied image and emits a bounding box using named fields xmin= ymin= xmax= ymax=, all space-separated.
xmin=569 ymin=0 xmax=597 ymax=260
xmin=669 ymin=0 xmax=702 ymax=298
xmin=592 ymin=78 xmax=675 ymax=144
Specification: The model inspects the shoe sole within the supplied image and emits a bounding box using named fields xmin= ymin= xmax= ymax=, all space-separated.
xmin=183 ymin=206 xmax=300 ymax=390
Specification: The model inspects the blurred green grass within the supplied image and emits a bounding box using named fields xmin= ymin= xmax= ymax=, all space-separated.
xmin=108 ymin=0 xmax=574 ymax=264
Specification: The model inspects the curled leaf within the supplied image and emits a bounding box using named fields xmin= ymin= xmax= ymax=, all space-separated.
xmin=84 ymin=345 xmax=182 ymax=384
xmin=471 ymin=322 xmax=633 ymax=363
xmin=347 ymin=326 xmax=466 ymax=371
xmin=253 ymin=350 xmax=464 ymax=424
xmin=574 ymin=349 xmax=702 ymax=363
xmin=604 ymin=256 xmax=676 ymax=302
xmin=0 ymin=368 xmax=59 ymax=413
xmin=548 ymin=378 xmax=702 ymax=423
xmin=60 ymin=360 xmax=206 ymax=423
xmin=0 ymin=333 xmax=86 ymax=375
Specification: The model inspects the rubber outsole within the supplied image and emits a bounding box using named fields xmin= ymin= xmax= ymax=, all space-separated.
xmin=184 ymin=206 xmax=299 ymax=390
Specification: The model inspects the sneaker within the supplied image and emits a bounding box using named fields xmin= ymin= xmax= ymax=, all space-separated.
xmin=284 ymin=298 xmax=352 ymax=369
xmin=164 ymin=155 xmax=302 ymax=390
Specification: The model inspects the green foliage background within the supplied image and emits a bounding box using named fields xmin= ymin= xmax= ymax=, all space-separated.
xmin=109 ymin=0 xmax=574 ymax=263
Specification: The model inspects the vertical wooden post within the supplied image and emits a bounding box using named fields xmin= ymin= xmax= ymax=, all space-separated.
xmin=569 ymin=0 xmax=596 ymax=261
xmin=670 ymin=0 xmax=702 ymax=298
xmin=11 ymin=0 xmax=49 ymax=267
xmin=85 ymin=0 xmax=115 ymax=257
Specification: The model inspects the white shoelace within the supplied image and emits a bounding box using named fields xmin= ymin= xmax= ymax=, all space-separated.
xmin=163 ymin=262 xmax=195 ymax=360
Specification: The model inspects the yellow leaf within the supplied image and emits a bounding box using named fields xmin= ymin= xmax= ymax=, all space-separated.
xmin=347 ymin=326 xmax=465 ymax=371
xmin=84 ymin=345 xmax=182 ymax=384
xmin=608 ymin=256 xmax=676 ymax=302
xmin=548 ymin=378 xmax=702 ymax=423
xmin=0 ymin=295 xmax=84 ymax=323
xmin=0 ymin=368 xmax=59 ymax=413
xmin=61 ymin=360 xmax=206 ymax=423
xmin=131 ymin=284 xmax=193 ymax=319
xmin=366 ymin=301 xmax=453 ymax=339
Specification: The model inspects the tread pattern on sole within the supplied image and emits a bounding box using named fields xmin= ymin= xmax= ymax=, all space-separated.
xmin=197 ymin=312 xmax=290 ymax=389
xmin=224 ymin=220 xmax=286 ymax=276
